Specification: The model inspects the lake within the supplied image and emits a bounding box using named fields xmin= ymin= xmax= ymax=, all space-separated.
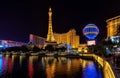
xmin=0 ymin=54 xmax=103 ymax=78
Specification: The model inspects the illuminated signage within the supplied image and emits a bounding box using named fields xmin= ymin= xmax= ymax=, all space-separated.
xmin=87 ymin=40 xmax=96 ymax=45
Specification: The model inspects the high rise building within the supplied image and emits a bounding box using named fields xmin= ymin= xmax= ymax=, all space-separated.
xmin=106 ymin=15 xmax=120 ymax=37
xmin=54 ymin=29 xmax=80 ymax=48
xmin=29 ymin=34 xmax=45 ymax=48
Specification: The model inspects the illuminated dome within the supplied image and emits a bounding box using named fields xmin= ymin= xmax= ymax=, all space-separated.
xmin=83 ymin=24 xmax=99 ymax=40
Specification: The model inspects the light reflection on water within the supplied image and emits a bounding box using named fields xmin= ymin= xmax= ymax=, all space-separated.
xmin=0 ymin=54 xmax=103 ymax=78
xmin=0 ymin=55 xmax=2 ymax=76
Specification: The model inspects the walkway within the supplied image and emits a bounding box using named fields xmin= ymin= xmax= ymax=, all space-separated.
xmin=79 ymin=53 xmax=119 ymax=78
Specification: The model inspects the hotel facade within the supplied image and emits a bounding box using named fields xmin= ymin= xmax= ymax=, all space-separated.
xmin=29 ymin=29 xmax=80 ymax=49
xmin=106 ymin=15 xmax=120 ymax=37
xmin=54 ymin=29 xmax=80 ymax=48
xmin=0 ymin=40 xmax=27 ymax=48
xmin=29 ymin=34 xmax=46 ymax=48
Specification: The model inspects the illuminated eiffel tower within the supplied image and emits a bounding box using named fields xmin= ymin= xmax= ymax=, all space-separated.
xmin=45 ymin=7 xmax=56 ymax=46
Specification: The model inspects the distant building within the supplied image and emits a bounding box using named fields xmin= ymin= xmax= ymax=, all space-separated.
xmin=106 ymin=15 xmax=120 ymax=37
xmin=29 ymin=34 xmax=46 ymax=48
xmin=54 ymin=29 xmax=80 ymax=48
xmin=78 ymin=44 xmax=88 ymax=53
xmin=0 ymin=40 xmax=26 ymax=48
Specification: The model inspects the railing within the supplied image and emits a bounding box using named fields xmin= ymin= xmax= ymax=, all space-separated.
xmin=79 ymin=54 xmax=116 ymax=78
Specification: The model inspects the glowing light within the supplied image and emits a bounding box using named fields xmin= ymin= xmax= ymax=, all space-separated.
xmin=0 ymin=54 xmax=2 ymax=58
xmin=8 ymin=58 xmax=12 ymax=74
xmin=83 ymin=24 xmax=99 ymax=40
xmin=29 ymin=56 xmax=34 ymax=78
xmin=83 ymin=61 xmax=102 ymax=78
xmin=0 ymin=45 xmax=3 ymax=48
xmin=87 ymin=40 xmax=96 ymax=45
xmin=46 ymin=7 xmax=55 ymax=42
xmin=79 ymin=54 xmax=116 ymax=78
xmin=106 ymin=15 xmax=120 ymax=37
xmin=84 ymin=49 xmax=88 ymax=53
xmin=0 ymin=57 xmax=2 ymax=76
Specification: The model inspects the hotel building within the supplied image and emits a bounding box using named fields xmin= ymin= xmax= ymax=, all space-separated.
xmin=54 ymin=29 xmax=80 ymax=48
xmin=0 ymin=40 xmax=26 ymax=48
xmin=106 ymin=15 xmax=120 ymax=37
xmin=29 ymin=34 xmax=46 ymax=48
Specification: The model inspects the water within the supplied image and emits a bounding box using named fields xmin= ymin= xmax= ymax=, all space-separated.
xmin=0 ymin=54 xmax=103 ymax=78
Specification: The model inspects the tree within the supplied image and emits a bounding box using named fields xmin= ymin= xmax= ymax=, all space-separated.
xmin=45 ymin=45 xmax=54 ymax=52
xmin=59 ymin=46 xmax=67 ymax=52
xmin=101 ymin=39 xmax=114 ymax=51
xmin=87 ymin=45 xmax=95 ymax=53
xmin=5 ymin=47 xmax=21 ymax=52
xmin=21 ymin=45 xmax=29 ymax=52
xmin=32 ymin=46 xmax=40 ymax=52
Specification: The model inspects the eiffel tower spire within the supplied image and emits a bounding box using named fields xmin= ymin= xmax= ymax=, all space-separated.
xmin=46 ymin=7 xmax=55 ymax=42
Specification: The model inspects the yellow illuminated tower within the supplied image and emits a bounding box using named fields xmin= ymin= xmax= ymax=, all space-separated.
xmin=46 ymin=7 xmax=55 ymax=42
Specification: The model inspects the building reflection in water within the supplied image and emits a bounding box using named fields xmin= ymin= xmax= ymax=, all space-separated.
xmin=82 ymin=60 xmax=103 ymax=78
xmin=44 ymin=57 xmax=55 ymax=78
xmin=0 ymin=55 xmax=103 ymax=78
xmin=19 ymin=56 xmax=23 ymax=66
xmin=43 ymin=57 xmax=84 ymax=78
xmin=28 ymin=56 xmax=34 ymax=78
xmin=8 ymin=56 xmax=13 ymax=76
xmin=0 ymin=54 xmax=8 ymax=77
xmin=0 ymin=54 xmax=2 ymax=76
xmin=28 ymin=56 xmax=38 ymax=78
xmin=42 ymin=57 xmax=103 ymax=78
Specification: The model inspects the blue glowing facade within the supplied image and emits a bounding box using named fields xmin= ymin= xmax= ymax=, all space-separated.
xmin=0 ymin=40 xmax=27 ymax=49
xmin=83 ymin=24 xmax=99 ymax=40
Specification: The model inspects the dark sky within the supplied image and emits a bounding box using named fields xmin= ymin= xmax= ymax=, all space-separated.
xmin=0 ymin=0 xmax=120 ymax=43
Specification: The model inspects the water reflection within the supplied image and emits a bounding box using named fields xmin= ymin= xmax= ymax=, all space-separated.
xmin=28 ymin=56 xmax=33 ymax=78
xmin=83 ymin=61 xmax=102 ymax=78
xmin=0 ymin=55 xmax=103 ymax=78
xmin=8 ymin=57 xmax=13 ymax=76
xmin=0 ymin=54 xmax=2 ymax=76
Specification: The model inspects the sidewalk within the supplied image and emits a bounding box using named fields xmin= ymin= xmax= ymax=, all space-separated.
xmin=105 ymin=57 xmax=120 ymax=78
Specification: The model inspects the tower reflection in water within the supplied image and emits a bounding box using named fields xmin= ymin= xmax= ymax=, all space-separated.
xmin=0 ymin=55 xmax=103 ymax=78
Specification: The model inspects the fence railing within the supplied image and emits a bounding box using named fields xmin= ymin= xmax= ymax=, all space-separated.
xmin=79 ymin=54 xmax=116 ymax=78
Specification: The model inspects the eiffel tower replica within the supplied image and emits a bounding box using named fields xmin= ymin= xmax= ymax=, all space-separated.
xmin=45 ymin=7 xmax=57 ymax=46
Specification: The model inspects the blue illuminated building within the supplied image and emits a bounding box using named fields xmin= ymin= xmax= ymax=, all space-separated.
xmin=0 ymin=40 xmax=27 ymax=49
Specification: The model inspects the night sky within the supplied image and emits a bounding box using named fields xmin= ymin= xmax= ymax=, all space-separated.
xmin=0 ymin=0 xmax=120 ymax=43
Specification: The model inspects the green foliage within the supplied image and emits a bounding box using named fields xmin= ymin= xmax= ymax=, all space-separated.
xmin=45 ymin=45 xmax=55 ymax=52
xmin=87 ymin=44 xmax=106 ymax=56
xmin=59 ymin=46 xmax=67 ymax=52
xmin=3 ymin=45 xmax=29 ymax=52
xmin=32 ymin=46 xmax=41 ymax=52
xmin=21 ymin=45 xmax=29 ymax=52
